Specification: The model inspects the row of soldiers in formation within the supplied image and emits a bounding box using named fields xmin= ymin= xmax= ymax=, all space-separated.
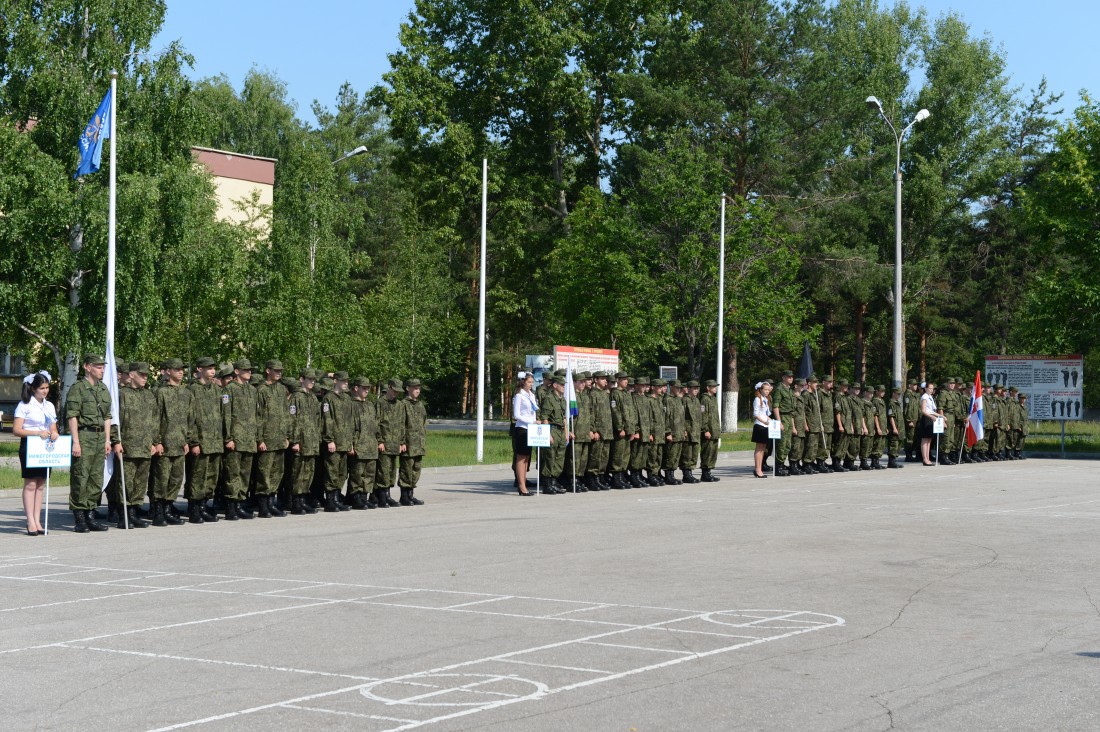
xmin=767 ymin=372 xmax=1030 ymax=476
xmin=531 ymin=370 xmax=723 ymax=494
xmin=62 ymin=353 xmax=429 ymax=533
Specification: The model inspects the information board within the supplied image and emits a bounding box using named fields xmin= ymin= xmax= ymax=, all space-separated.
xmin=527 ymin=424 xmax=552 ymax=447
xmin=767 ymin=420 xmax=782 ymax=440
xmin=552 ymin=345 xmax=620 ymax=376
xmin=25 ymin=436 xmax=73 ymax=469
xmin=984 ymin=354 xmax=1084 ymax=420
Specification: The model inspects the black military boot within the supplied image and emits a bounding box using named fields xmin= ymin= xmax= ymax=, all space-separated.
xmin=384 ymin=488 xmax=400 ymax=507
xmin=646 ymin=470 xmax=661 ymax=487
xmin=200 ymin=502 xmax=219 ymax=522
xmin=775 ymin=464 xmax=789 ymax=477
xmin=407 ymin=488 xmax=424 ymax=505
xmin=235 ymin=499 xmax=254 ymax=519
xmin=187 ymin=500 xmax=204 ymax=524
xmin=324 ymin=491 xmax=340 ymax=512
xmin=1016 ymin=450 xmax=1025 ymax=460
xmin=349 ymin=493 xmax=367 ymax=509
xmin=255 ymin=494 xmax=272 ymax=517
xmin=618 ymin=472 xmax=633 ymax=489
xmin=151 ymin=500 xmax=167 ymax=527
xmin=127 ymin=506 xmax=148 ymax=528
xmin=72 ymin=510 xmax=89 ymax=533
xmin=268 ymin=495 xmax=286 ymax=517
xmin=630 ymin=469 xmax=645 ymax=487
xmin=597 ymin=474 xmax=611 ymax=491
xmin=704 ymin=468 xmax=721 ymax=482
xmin=223 ymin=499 xmax=240 ymax=521
xmin=789 ymin=462 xmax=803 ymax=476
xmin=162 ymin=500 xmax=182 ymax=525
xmin=682 ymin=469 xmax=700 ymax=484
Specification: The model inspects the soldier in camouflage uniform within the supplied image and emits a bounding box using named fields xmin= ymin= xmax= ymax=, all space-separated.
xmin=629 ymin=377 xmax=651 ymax=486
xmin=586 ymin=371 xmax=613 ymax=490
xmin=818 ymin=376 xmax=835 ymax=473
xmin=65 ymin=354 xmax=113 ymax=532
xmin=185 ymin=357 xmax=223 ymax=524
xmin=831 ymin=379 xmax=851 ymax=472
xmin=537 ymin=376 xmax=569 ymax=494
xmin=803 ymin=376 xmax=822 ymax=473
xmin=1016 ymin=392 xmax=1029 ymax=459
xmin=610 ymin=371 xmax=638 ymax=489
xmin=937 ymin=378 xmax=958 ymax=465
xmin=256 ymin=359 xmax=291 ymax=517
xmin=772 ymin=371 xmax=795 ymax=476
xmin=321 ymin=371 xmax=354 ymax=512
xmin=871 ymin=385 xmax=888 ymax=469
xmin=399 ymin=378 xmax=428 ymax=505
xmin=152 ymin=358 xmax=189 ymax=526
xmin=375 ymin=379 xmax=407 ymax=505
xmin=904 ymin=379 xmax=920 ymax=461
xmin=221 ymin=358 xmax=258 ymax=521
xmin=288 ymin=369 xmax=322 ymax=515
xmin=699 ymin=379 xmax=721 ymax=481
xmin=788 ymin=379 xmax=807 ymax=475
xmin=679 ymin=380 xmax=702 ymax=483
xmin=115 ymin=362 xmax=159 ymax=528
xmin=661 ymin=380 xmax=685 ymax=485
xmin=887 ymin=386 xmax=904 ymax=468
xmin=569 ymin=373 xmax=593 ymax=492
xmin=347 ymin=376 xmax=380 ymax=509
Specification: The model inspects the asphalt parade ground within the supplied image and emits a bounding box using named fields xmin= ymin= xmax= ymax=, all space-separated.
xmin=2 ymin=455 xmax=1100 ymax=731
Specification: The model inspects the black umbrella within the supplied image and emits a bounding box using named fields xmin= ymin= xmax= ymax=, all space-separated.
xmin=797 ymin=341 xmax=814 ymax=380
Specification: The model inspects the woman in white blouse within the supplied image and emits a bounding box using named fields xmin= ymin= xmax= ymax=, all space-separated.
xmin=13 ymin=372 xmax=60 ymax=535
xmin=511 ymin=372 xmax=538 ymax=496
xmin=918 ymin=382 xmax=944 ymax=466
xmin=751 ymin=382 xmax=773 ymax=478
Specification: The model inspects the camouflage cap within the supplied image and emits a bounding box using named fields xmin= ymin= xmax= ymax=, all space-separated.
xmin=386 ymin=378 xmax=403 ymax=391
xmin=946 ymin=377 xmax=956 ymax=384
xmin=84 ymin=353 xmax=106 ymax=365
xmin=215 ymin=365 xmax=234 ymax=379
xmin=836 ymin=378 xmax=849 ymax=386
xmin=233 ymin=358 xmax=254 ymax=371
xmin=115 ymin=357 xmax=127 ymax=370
xmin=626 ymin=377 xmax=635 ymax=385
xmin=651 ymin=378 xmax=667 ymax=387
xmin=551 ymin=375 xmax=566 ymax=385
xmin=1009 ymin=386 xmax=1019 ymax=393
xmin=952 ymin=376 xmax=962 ymax=384
xmin=249 ymin=373 xmax=263 ymax=386
xmin=781 ymin=370 xmax=794 ymax=377
xmin=162 ymin=357 xmax=184 ymax=370
xmin=703 ymin=379 xmax=718 ymax=387
xmin=406 ymin=378 xmax=424 ymax=389
xmin=636 ymin=376 xmax=650 ymax=386
xmin=875 ymin=384 xmax=885 ymax=391
xmin=194 ymin=356 xmax=216 ymax=368
xmin=671 ymin=379 xmax=683 ymax=387
xmin=593 ymin=370 xmax=608 ymax=379
xmin=553 ymin=369 xmax=566 ymax=377
xmin=265 ymin=359 xmax=284 ymax=371
xmin=542 ymin=371 xmax=554 ymax=380
xmin=615 ymin=371 xmax=629 ymax=379
xmin=793 ymin=378 xmax=806 ymax=386
xmin=298 ymin=368 xmax=313 ymax=379
xmin=687 ymin=380 xmax=700 ymax=387
xmin=128 ymin=361 xmax=151 ymax=375
xmin=807 ymin=375 xmax=818 ymax=383
xmin=332 ymin=370 xmax=350 ymax=381
xmin=279 ymin=376 xmax=297 ymax=390
xmin=319 ymin=376 xmax=334 ymax=389
xmin=908 ymin=378 xmax=918 ymax=385
xmin=578 ymin=371 xmax=591 ymax=380
xmin=351 ymin=376 xmax=371 ymax=388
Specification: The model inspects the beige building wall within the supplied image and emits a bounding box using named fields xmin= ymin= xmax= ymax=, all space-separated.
xmin=191 ymin=147 xmax=277 ymax=239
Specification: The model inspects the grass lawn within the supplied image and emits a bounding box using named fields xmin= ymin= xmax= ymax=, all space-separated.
xmin=0 ymin=467 xmax=70 ymax=491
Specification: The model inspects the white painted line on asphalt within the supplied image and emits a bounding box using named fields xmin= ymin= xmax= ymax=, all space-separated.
xmin=12 ymin=568 xmax=104 ymax=579
xmin=0 ymin=587 xmax=176 ymax=614
xmin=581 ymin=641 xmax=693 ymax=655
xmin=280 ymin=705 xmax=419 ymax=724
xmin=62 ymin=645 xmax=380 ymax=681
xmin=543 ymin=603 xmax=612 ymax=617
xmin=442 ymin=596 xmax=513 ymax=609
xmin=664 ymin=628 xmax=763 ymax=640
xmin=498 ymin=658 xmax=612 ymax=674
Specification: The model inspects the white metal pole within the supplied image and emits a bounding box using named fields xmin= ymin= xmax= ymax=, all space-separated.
xmin=476 ymin=158 xmax=488 ymax=462
xmin=717 ymin=194 xmax=726 ymax=439
xmin=44 ymin=468 xmax=50 ymax=535
xmin=107 ymin=71 xmax=128 ymax=530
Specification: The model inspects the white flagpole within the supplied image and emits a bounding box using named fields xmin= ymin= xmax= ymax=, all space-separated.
xmin=476 ymin=158 xmax=488 ymax=463
xmin=569 ymin=358 xmax=576 ymax=493
xmin=716 ymin=194 xmax=726 ymax=442
xmin=105 ymin=70 xmax=127 ymax=530
xmin=44 ymin=468 xmax=50 ymax=535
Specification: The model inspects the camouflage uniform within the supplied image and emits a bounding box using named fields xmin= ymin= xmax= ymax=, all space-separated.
xmin=287 ymin=370 xmax=323 ymax=513
xmin=399 ymin=379 xmax=428 ymax=504
xmin=375 ymin=383 xmax=406 ymax=506
xmin=699 ymin=380 xmax=722 ymax=481
xmin=117 ymin=364 xmax=158 ymax=526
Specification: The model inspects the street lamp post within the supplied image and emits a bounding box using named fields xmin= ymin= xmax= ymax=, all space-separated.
xmin=306 ymin=145 xmax=370 ymax=367
xmin=865 ymin=96 xmax=930 ymax=391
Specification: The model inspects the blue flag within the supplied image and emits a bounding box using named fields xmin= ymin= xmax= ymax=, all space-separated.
xmin=75 ymin=89 xmax=112 ymax=177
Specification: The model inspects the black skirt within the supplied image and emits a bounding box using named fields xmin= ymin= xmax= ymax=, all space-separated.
xmin=18 ymin=437 xmax=48 ymax=479
xmin=512 ymin=426 xmax=532 ymax=457
xmin=751 ymin=423 xmax=771 ymax=445
xmin=918 ymin=415 xmax=935 ymax=439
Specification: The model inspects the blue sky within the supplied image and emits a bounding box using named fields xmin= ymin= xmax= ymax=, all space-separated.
xmin=152 ymin=1 xmax=1095 ymax=125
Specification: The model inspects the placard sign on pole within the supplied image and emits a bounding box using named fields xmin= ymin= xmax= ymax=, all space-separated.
xmin=552 ymin=345 xmax=619 ymax=376
xmin=932 ymin=417 xmax=945 ymax=434
xmin=659 ymin=366 xmax=678 ymax=382
xmin=984 ymin=354 xmax=1084 ymax=420
xmin=25 ymin=436 xmax=73 ymax=469
xmin=767 ymin=420 xmax=781 ymax=478
xmin=527 ymin=424 xmax=552 ymax=448
xmin=25 ymin=436 xmax=72 ymax=537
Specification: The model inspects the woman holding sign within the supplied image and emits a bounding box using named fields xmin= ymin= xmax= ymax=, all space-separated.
xmin=918 ymin=382 xmax=943 ymax=466
xmin=13 ymin=372 xmax=60 ymax=535
xmin=512 ymin=372 xmax=537 ymax=496
xmin=751 ymin=382 xmax=773 ymax=479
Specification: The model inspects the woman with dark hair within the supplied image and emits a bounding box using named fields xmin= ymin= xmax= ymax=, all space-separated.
xmin=918 ymin=382 xmax=943 ymax=466
xmin=751 ymin=381 xmax=773 ymax=478
xmin=511 ymin=372 xmax=537 ymax=495
xmin=13 ymin=371 xmax=60 ymax=535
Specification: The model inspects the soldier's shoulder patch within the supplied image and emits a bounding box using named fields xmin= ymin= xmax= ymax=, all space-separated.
xmin=700 ymin=405 xmax=706 ymax=412
xmin=289 ymin=405 xmax=297 ymax=415
xmin=221 ymin=394 xmax=229 ymax=404
xmin=323 ymin=402 xmax=330 ymax=413
xmin=610 ymin=399 xmax=616 ymax=408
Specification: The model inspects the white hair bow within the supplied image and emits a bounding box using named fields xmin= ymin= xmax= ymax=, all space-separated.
xmin=22 ymin=370 xmax=51 ymax=385
xmin=754 ymin=381 xmax=764 ymax=390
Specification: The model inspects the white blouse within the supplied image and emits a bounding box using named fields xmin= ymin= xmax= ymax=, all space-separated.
xmin=15 ymin=398 xmax=57 ymax=433
xmin=920 ymin=392 xmax=938 ymax=417
xmin=512 ymin=389 xmax=539 ymax=430
xmin=753 ymin=396 xmax=771 ymax=426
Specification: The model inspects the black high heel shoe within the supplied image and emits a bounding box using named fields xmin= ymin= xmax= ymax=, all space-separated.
xmin=753 ymin=472 xmax=768 ymax=479
xmin=517 ymin=488 xmax=533 ymax=496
